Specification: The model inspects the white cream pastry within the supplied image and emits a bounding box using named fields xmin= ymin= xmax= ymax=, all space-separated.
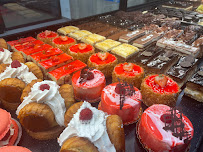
xmin=0 ymin=48 xmax=12 ymax=64
xmin=58 ymin=101 xmax=116 ymax=152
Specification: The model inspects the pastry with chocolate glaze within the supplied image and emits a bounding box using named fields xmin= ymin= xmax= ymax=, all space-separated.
xmin=17 ymin=80 xmax=75 ymax=140
xmin=0 ymin=61 xmax=43 ymax=110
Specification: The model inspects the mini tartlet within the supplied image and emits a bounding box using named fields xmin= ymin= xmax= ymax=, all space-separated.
xmin=88 ymin=52 xmax=118 ymax=77
xmin=141 ymin=74 xmax=180 ymax=107
xmin=37 ymin=30 xmax=58 ymax=45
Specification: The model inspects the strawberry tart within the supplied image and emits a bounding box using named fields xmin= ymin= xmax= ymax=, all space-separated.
xmin=37 ymin=30 xmax=58 ymax=45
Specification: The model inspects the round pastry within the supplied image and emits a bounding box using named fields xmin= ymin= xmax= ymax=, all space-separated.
xmin=137 ymin=104 xmax=194 ymax=152
xmin=68 ymin=43 xmax=95 ymax=63
xmin=37 ymin=30 xmax=58 ymax=45
xmin=141 ymin=74 xmax=180 ymax=107
xmin=0 ymin=108 xmax=22 ymax=147
xmin=16 ymin=80 xmax=75 ymax=140
xmin=58 ymin=101 xmax=125 ymax=152
xmin=99 ymin=82 xmax=142 ymax=125
xmin=0 ymin=38 xmax=8 ymax=49
xmin=0 ymin=146 xmax=32 ymax=152
xmin=52 ymin=36 xmax=76 ymax=53
xmin=0 ymin=61 xmax=43 ymax=110
xmin=72 ymin=68 xmax=106 ymax=103
xmin=87 ymin=52 xmax=118 ymax=78
xmin=112 ymin=62 xmax=144 ymax=89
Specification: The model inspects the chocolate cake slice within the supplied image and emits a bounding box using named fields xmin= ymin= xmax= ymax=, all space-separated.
xmin=119 ymin=30 xmax=146 ymax=43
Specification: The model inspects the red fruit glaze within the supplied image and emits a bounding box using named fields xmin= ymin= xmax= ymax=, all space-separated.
xmin=11 ymin=60 xmax=21 ymax=68
xmin=38 ymin=31 xmax=58 ymax=38
xmin=79 ymin=108 xmax=93 ymax=121
xmin=0 ymin=48 xmax=4 ymax=52
xmin=69 ymin=44 xmax=93 ymax=53
xmin=53 ymin=37 xmax=75 ymax=45
xmin=160 ymin=114 xmax=172 ymax=123
xmin=89 ymin=53 xmax=116 ymax=65
xmin=86 ymin=72 xmax=94 ymax=80
xmin=39 ymin=84 xmax=50 ymax=91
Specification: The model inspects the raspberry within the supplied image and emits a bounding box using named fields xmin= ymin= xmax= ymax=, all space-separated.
xmin=160 ymin=114 xmax=172 ymax=123
xmin=87 ymin=72 xmax=94 ymax=80
xmin=39 ymin=84 xmax=50 ymax=91
xmin=79 ymin=108 xmax=93 ymax=121
xmin=11 ymin=60 xmax=21 ymax=68
xmin=115 ymin=83 xmax=125 ymax=94
xmin=0 ymin=48 xmax=4 ymax=52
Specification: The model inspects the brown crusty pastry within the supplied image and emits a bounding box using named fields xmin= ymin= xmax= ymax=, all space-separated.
xmin=0 ymin=64 xmax=8 ymax=73
xmin=11 ymin=52 xmax=25 ymax=63
xmin=25 ymin=62 xmax=44 ymax=80
xmin=60 ymin=136 xmax=99 ymax=152
xmin=0 ymin=38 xmax=8 ymax=49
xmin=0 ymin=78 xmax=26 ymax=110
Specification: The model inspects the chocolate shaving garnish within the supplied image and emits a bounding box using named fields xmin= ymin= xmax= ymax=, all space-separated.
xmin=142 ymin=51 xmax=152 ymax=57
xmin=197 ymin=71 xmax=203 ymax=77
xmin=163 ymin=107 xmax=191 ymax=141
xmin=180 ymin=61 xmax=192 ymax=68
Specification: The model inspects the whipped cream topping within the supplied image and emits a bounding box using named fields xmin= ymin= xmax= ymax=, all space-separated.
xmin=58 ymin=101 xmax=116 ymax=152
xmin=0 ymin=124 xmax=14 ymax=147
xmin=145 ymin=106 xmax=194 ymax=151
xmin=0 ymin=48 xmax=12 ymax=64
xmin=16 ymin=80 xmax=66 ymax=126
xmin=0 ymin=63 xmax=37 ymax=84
xmin=103 ymin=84 xmax=141 ymax=107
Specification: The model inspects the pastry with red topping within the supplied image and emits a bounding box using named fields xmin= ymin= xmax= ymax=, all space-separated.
xmin=137 ymin=104 xmax=194 ymax=152
xmin=88 ymin=52 xmax=118 ymax=77
xmin=52 ymin=36 xmax=76 ymax=53
xmin=141 ymin=74 xmax=180 ymax=107
xmin=72 ymin=68 xmax=106 ymax=102
xmin=0 ymin=108 xmax=22 ymax=147
xmin=37 ymin=30 xmax=58 ymax=45
xmin=68 ymin=43 xmax=95 ymax=63
xmin=99 ymin=82 xmax=142 ymax=125
xmin=112 ymin=62 xmax=144 ymax=89
xmin=7 ymin=37 xmax=36 ymax=50
xmin=48 ymin=60 xmax=87 ymax=85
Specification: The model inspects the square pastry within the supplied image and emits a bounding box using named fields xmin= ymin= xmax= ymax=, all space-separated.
xmin=81 ymin=34 xmax=106 ymax=45
xmin=57 ymin=26 xmax=79 ymax=35
xmin=69 ymin=30 xmax=92 ymax=41
xmin=95 ymin=39 xmax=121 ymax=52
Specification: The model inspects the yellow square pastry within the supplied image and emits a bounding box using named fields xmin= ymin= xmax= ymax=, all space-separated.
xmin=81 ymin=34 xmax=106 ymax=45
xmin=69 ymin=30 xmax=92 ymax=40
xmin=95 ymin=39 xmax=121 ymax=52
xmin=111 ymin=43 xmax=139 ymax=59
xmin=57 ymin=26 xmax=79 ymax=35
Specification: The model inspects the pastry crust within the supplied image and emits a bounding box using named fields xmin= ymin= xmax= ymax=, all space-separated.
xmin=0 ymin=64 xmax=8 ymax=73
xmin=25 ymin=62 xmax=43 ymax=80
xmin=60 ymin=136 xmax=99 ymax=152
xmin=11 ymin=52 xmax=25 ymax=63
xmin=0 ymin=38 xmax=8 ymax=49
xmin=0 ymin=78 xmax=26 ymax=110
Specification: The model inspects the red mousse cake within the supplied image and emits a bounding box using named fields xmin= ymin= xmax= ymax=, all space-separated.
xmin=137 ymin=104 xmax=194 ymax=152
xmin=72 ymin=68 xmax=106 ymax=102
xmin=141 ymin=74 xmax=179 ymax=107
xmin=112 ymin=63 xmax=144 ymax=89
xmin=37 ymin=30 xmax=58 ymax=45
xmin=68 ymin=43 xmax=95 ymax=63
xmin=99 ymin=82 xmax=142 ymax=125
xmin=88 ymin=52 xmax=118 ymax=77
xmin=52 ymin=36 xmax=76 ymax=53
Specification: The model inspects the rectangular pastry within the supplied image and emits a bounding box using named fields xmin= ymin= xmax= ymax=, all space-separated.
xmin=7 ymin=37 xmax=36 ymax=50
xmin=57 ymin=26 xmax=79 ymax=35
xmin=164 ymin=29 xmax=183 ymax=40
xmin=167 ymin=55 xmax=199 ymax=87
xmin=132 ymin=32 xmax=162 ymax=49
xmin=68 ymin=30 xmax=92 ymax=41
xmin=107 ymin=30 xmax=129 ymax=41
xmin=38 ymin=53 xmax=73 ymax=73
xmin=81 ymin=34 xmax=106 ymax=45
xmin=119 ymin=30 xmax=146 ymax=43
xmin=47 ymin=60 xmax=87 ymax=85
xmin=98 ymin=27 xmax=120 ymax=37
xmin=184 ymin=66 xmax=203 ymax=102
xmin=145 ymin=50 xmax=179 ymax=75
xmin=95 ymin=39 xmax=121 ymax=52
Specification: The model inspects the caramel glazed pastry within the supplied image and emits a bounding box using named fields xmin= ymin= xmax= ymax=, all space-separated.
xmin=58 ymin=101 xmax=125 ymax=152
xmin=16 ymin=80 xmax=75 ymax=140
xmin=0 ymin=60 xmax=43 ymax=110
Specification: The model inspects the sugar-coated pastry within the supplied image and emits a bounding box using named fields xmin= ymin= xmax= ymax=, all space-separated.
xmin=68 ymin=43 xmax=95 ymax=63
xmin=0 ymin=146 xmax=32 ymax=152
xmin=88 ymin=52 xmax=118 ymax=77
xmin=112 ymin=63 xmax=144 ymax=89
xmin=58 ymin=101 xmax=125 ymax=152
xmin=17 ymin=80 xmax=75 ymax=140
xmin=137 ymin=104 xmax=194 ymax=152
xmin=99 ymin=82 xmax=142 ymax=125
xmin=57 ymin=26 xmax=79 ymax=35
xmin=37 ymin=30 xmax=58 ymax=45
xmin=81 ymin=34 xmax=106 ymax=45
xmin=141 ymin=74 xmax=180 ymax=107
xmin=72 ymin=68 xmax=106 ymax=102
xmin=0 ymin=109 xmax=22 ymax=147
xmin=95 ymin=39 xmax=121 ymax=52
xmin=69 ymin=30 xmax=92 ymax=41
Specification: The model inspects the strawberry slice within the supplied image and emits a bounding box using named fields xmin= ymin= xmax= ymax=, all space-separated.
xmin=98 ymin=52 xmax=108 ymax=61
xmin=60 ymin=36 xmax=68 ymax=41
xmin=44 ymin=30 xmax=51 ymax=36
xmin=154 ymin=75 xmax=168 ymax=88
xmin=78 ymin=43 xmax=87 ymax=50
xmin=123 ymin=63 xmax=133 ymax=72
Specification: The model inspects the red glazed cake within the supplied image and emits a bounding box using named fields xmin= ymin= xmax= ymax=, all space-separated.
xmin=141 ymin=74 xmax=180 ymax=107
xmin=37 ymin=30 xmax=58 ymax=45
xmin=52 ymin=36 xmax=76 ymax=53
xmin=68 ymin=43 xmax=95 ymax=63
xmin=99 ymin=82 xmax=142 ymax=125
xmin=72 ymin=68 xmax=106 ymax=102
xmin=87 ymin=52 xmax=118 ymax=77
xmin=7 ymin=37 xmax=36 ymax=50
xmin=137 ymin=104 xmax=194 ymax=152
xmin=48 ymin=60 xmax=87 ymax=85
xmin=112 ymin=63 xmax=144 ymax=89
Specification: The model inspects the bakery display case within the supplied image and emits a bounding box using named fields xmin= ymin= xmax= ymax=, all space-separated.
xmin=0 ymin=0 xmax=203 ymax=152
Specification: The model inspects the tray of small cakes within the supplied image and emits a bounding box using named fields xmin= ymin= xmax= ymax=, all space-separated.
xmin=0 ymin=6 xmax=203 ymax=152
